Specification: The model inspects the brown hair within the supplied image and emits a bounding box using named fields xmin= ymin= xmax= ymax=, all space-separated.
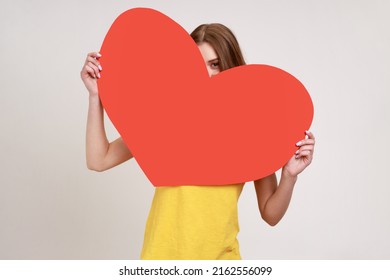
xmin=190 ymin=23 xmax=246 ymax=71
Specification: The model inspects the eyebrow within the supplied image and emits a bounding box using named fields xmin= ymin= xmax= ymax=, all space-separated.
xmin=208 ymin=58 xmax=219 ymax=63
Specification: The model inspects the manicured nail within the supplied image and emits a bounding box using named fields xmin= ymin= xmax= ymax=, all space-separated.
xmin=295 ymin=150 xmax=299 ymax=154
xmin=296 ymin=141 xmax=302 ymax=146
xmin=97 ymin=73 xmax=101 ymax=78
xmin=305 ymin=130 xmax=310 ymax=134
xmin=96 ymin=53 xmax=102 ymax=57
xmin=98 ymin=65 xmax=102 ymax=71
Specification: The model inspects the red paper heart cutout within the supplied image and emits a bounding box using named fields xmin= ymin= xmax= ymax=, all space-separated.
xmin=98 ymin=8 xmax=314 ymax=186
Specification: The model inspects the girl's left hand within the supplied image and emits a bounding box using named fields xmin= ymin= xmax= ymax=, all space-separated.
xmin=283 ymin=131 xmax=316 ymax=177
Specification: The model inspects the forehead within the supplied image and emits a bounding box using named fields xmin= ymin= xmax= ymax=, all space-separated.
xmin=197 ymin=42 xmax=218 ymax=61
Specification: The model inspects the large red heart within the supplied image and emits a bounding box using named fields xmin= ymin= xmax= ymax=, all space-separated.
xmin=98 ymin=8 xmax=313 ymax=186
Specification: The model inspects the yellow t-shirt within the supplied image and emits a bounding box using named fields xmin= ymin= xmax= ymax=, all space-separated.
xmin=140 ymin=183 xmax=245 ymax=260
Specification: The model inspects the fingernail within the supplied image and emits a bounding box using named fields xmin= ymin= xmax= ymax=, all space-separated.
xmin=295 ymin=150 xmax=299 ymax=154
xmin=97 ymin=73 xmax=101 ymax=78
xmin=96 ymin=53 xmax=102 ymax=57
xmin=305 ymin=130 xmax=310 ymax=134
xmin=296 ymin=141 xmax=302 ymax=146
xmin=98 ymin=65 xmax=102 ymax=71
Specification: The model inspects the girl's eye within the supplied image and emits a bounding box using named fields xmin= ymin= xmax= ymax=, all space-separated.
xmin=211 ymin=62 xmax=219 ymax=69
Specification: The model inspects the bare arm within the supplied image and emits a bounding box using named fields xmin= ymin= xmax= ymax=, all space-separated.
xmin=82 ymin=52 xmax=133 ymax=172
xmin=254 ymin=171 xmax=297 ymax=226
xmin=254 ymin=131 xmax=315 ymax=226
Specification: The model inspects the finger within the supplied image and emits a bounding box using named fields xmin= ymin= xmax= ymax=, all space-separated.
xmin=295 ymin=146 xmax=314 ymax=157
xmin=298 ymin=145 xmax=314 ymax=153
xmin=295 ymin=150 xmax=312 ymax=159
xmin=296 ymin=139 xmax=315 ymax=147
xmin=86 ymin=62 xmax=99 ymax=78
xmin=295 ymin=144 xmax=314 ymax=152
xmin=87 ymin=62 xmax=100 ymax=78
xmin=305 ymin=130 xmax=315 ymax=140
xmin=297 ymin=143 xmax=315 ymax=152
xmin=84 ymin=65 xmax=97 ymax=78
xmin=87 ymin=52 xmax=102 ymax=60
xmin=87 ymin=56 xmax=102 ymax=71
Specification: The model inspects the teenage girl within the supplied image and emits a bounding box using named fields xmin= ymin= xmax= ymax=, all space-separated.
xmin=80 ymin=23 xmax=315 ymax=260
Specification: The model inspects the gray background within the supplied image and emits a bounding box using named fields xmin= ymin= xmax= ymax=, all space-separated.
xmin=1 ymin=0 xmax=389 ymax=259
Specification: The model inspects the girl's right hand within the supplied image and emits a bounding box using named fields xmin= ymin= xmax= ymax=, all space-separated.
xmin=80 ymin=52 xmax=102 ymax=96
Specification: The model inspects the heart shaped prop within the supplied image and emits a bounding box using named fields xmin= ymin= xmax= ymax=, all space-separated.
xmin=98 ymin=8 xmax=314 ymax=186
